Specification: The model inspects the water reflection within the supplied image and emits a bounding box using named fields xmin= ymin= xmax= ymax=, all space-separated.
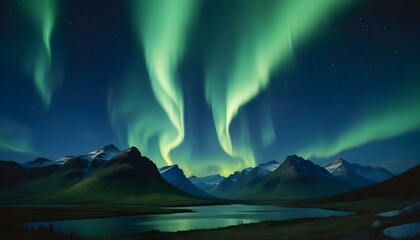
xmin=25 ymin=204 xmax=353 ymax=237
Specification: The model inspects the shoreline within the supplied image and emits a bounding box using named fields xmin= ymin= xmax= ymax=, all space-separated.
xmin=1 ymin=198 xmax=418 ymax=239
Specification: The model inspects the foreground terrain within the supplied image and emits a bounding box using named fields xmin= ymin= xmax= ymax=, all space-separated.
xmin=1 ymin=197 xmax=418 ymax=240
xmin=0 ymin=150 xmax=418 ymax=239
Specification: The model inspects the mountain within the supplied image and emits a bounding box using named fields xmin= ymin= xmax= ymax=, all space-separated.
xmin=99 ymin=146 xmax=161 ymax=180
xmin=0 ymin=146 xmax=210 ymax=206
xmin=85 ymin=158 xmax=107 ymax=175
xmin=159 ymin=165 xmax=213 ymax=199
xmin=325 ymin=158 xmax=375 ymax=188
xmin=58 ymin=156 xmax=90 ymax=179
xmin=258 ymin=160 xmax=281 ymax=172
xmin=352 ymin=165 xmax=394 ymax=183
xmin=189 ymin=174 xmax=225 ymax=191
xmin=0 ymin=160 xmax=26 ymax=189
xmin=208 ymin=168 xmax=252 ymax=197
xmin=26 ymin=165 xmax=60 ymax=181
xmin=0 ymin=147 xmax=125 ymax=203
xmin=327 ymin=165 xmax=420 ymax=201
xmin=56 ymin=144 xmax=121 ymax=165
xmin=41 ymin=147 xmax=204 ymax=205
xmin=241 ymin=160 xmax=280 ymax=185
xmin=55 ymin=144 xmax=122 ymax=176
xmin=239 ymin=155 xmax=352 ymax=200
xmin=0 ymin=156 xmax=89 ymax=203
xmin=22 ymin=157 xmax=56 ymax=169
xmin=80 ymin=144 xmax=121 ymax=162
xmin=325 ymin=158 xmax=394 ymax=185
xmin=0 ymin=160 xmax=59 ymax=189
xmin=207 ymin=161 xmax=280 ymax=198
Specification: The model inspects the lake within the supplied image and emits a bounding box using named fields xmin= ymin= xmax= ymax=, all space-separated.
xmin=24 ymin=204 xmax=354 ymax=237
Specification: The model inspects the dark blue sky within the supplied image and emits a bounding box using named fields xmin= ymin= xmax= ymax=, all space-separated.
xmin=0 ymin=0 xmax=419 ymax=176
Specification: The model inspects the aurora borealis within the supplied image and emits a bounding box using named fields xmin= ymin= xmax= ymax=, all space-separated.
xmin=299 ymin=88 xmax=420 ymax=159
xmin=23 ymin=0 xmax=60 ymax=107
xmin=205 ymin=0 xmax=350 ymax=170
xmin=130 ymin=0 xmax=198 ymax=166
xmin=1 ymin=0 xmax=420 ymax=176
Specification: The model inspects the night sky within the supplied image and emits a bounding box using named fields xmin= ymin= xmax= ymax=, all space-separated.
xmin=1 ymin=0 xmax=419 ymax=176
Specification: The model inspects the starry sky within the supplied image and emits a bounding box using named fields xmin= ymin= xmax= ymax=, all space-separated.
xmin=1 ymin=0 xmax=419 ymax=176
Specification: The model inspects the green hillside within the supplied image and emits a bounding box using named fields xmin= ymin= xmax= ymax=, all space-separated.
xmin=0 ymin=147 xmax=212 ymax=206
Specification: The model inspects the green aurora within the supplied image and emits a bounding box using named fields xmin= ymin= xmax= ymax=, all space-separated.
xmin=23 ymin=0 xmax=58 ymax=107
xmin=205 ymin=0 xmax=351 ymax=169
xmin=124 ymin=0 xmax=199 ymax=165
xmin=0 ymin=118 xmax=32 ymax=154
xmin=3 ymin=0 xmax=420 ymax=176
xmin=299 ymin=90 xmax=420 ymax=159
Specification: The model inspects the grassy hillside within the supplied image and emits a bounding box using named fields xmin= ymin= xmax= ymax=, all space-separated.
xmin=327 ymin=164 xmax=420 ymax=202
xmin=232 ymin=156 xmax=351 ymax=200
xmin=0 ymin=160 xmax=26 ymax=189
xmin=0 ymin=147 xmax=214 ymax=206
xmin=237 ymin=178 xmax=349 ymax=200
xmin=44 ymin=172 xmax=208 ymax=206
xmin=0 ymin=173 xmax=84 ymax=203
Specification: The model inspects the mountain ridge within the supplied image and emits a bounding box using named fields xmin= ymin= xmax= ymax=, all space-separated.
xmin=23 ymin=147 xmax=204 ymax=205
xmin=189 ymin=174 xmax=225 ymax=192
xmin=224 ymin=155 xmax=352 ymax=200
xmin=159 ymin=165 xmax=214 ymax=199
xmin=325 ymin=158 xmax=394 ymax=188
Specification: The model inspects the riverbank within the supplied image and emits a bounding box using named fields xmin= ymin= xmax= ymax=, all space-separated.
xmin=0 ymin=206 xmax=192 ymax=239
xmin=1 ymin=206 xmax=194 ymax=223
xmin=1 ymin=197 xmax=418 ymax=239
xmin=125 ymin=197 xmax=419 ymax=240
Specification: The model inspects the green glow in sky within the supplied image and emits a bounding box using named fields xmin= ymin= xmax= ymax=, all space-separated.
xmin=206 ymin=0 xmax=349 ymax=167
xmin=24 ymin=0 xmax=57 ymax=107
xmin=260 ymin=109 xmax=276 ymax=147
xmin=0 ymin=118 xmax=32 ymax=154
xmin=130 ymin=0 xmax=198 ymax=165
xmin=109 ymin=72 xmax=169 ymax=166
xmin=299 ymin=93 xmax=420 ymax=159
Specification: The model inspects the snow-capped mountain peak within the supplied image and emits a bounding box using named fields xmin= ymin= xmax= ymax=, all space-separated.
xmin=257 ymin=160 xmax=280 ymax=172
xmin=325 ymin=158 xmax=394 ymax=184
xmin=55 ymin=144 xmax=122 ymax=165
xmin=325 ymin=158 xmax=351 ymax=175
xmin=246 ymin=160 xmax=281 ymax=180
xmin=22 ymin=157 xmax=56 ymax=169
xmin=278 ymin=155 xmax=333 ymax=179
xmin=85 ymin=144 xmax=121 ymax=160
xmin=159 ymin=164 xmax=181 ymax=175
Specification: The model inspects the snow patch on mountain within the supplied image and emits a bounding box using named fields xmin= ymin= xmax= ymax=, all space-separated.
xmin=56 ymin=156 xmax=75 ymax=165
xmin=55 ymin=144 xmax=121 ymax=165
xmin=80 ymin=144 xmax=121 ymax=161
xmin=258 ymin=160 xmax=280 ymax=172
xmin=159 ymin=165 xmax=177 ymax=175
xmin=23 ymin=158 xmax=56 ymax=169
xmin=325 ymin=158 xmax=394 ymax=183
